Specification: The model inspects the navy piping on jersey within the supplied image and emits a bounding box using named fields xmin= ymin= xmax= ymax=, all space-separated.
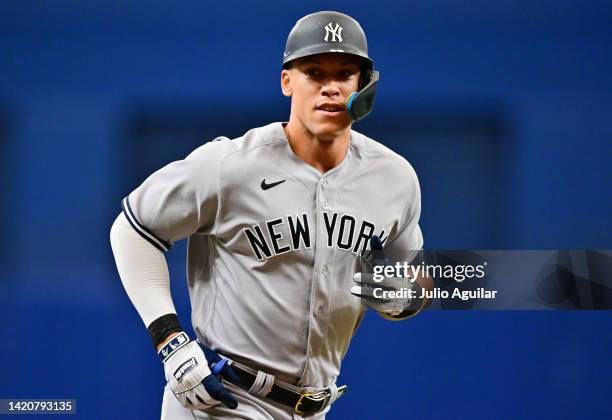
xmin=121 ymin=196 xmax=172 ymax=252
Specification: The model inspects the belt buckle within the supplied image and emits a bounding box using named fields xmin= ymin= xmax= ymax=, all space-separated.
xmin=294 ymin=390 xmax=329 ymax=415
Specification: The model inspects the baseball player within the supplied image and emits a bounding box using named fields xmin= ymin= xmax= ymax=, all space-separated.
xmin=110 ymin=11 xmax=430 ymax=420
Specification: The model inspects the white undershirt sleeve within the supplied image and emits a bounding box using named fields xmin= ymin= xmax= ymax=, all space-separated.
xmin=110 ymin=212 xmax=177 ymax=327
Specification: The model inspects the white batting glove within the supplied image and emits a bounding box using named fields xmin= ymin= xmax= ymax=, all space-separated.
xmin=159 ymin=332 xmax=238 ymax=411
xmin=351 ymin=271 xmax=415 ymax=315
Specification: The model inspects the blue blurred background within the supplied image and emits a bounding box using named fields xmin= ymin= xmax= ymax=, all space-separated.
xmin=1 ymin=1 xmax=611 ymax=418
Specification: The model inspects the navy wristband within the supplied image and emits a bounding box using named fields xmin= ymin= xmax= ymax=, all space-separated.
xmin=148 ymin=313 xmax=183 ymax=348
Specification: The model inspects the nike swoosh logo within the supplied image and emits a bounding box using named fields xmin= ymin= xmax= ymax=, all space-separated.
xmin=261 ymin=179 xmax=286 ymax=190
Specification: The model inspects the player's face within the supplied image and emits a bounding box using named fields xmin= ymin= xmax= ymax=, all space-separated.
xmin=281 ymin=53 xmax=362 ymax=141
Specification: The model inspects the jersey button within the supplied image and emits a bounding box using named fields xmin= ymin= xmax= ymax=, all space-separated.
xmin=321 ymin=265 xmax=328 ymax=275
xmin=321 ymin=179 xmax=328 ymax=188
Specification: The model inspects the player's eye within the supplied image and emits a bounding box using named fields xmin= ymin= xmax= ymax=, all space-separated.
xmin=306 ymin=69 xmax=320 ymax=77
xmin=341 ymin=68 xmax=359 ymax=78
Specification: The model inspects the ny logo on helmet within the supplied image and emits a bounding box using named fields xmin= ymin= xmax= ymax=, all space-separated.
xmin=324 ymin=22 xmax=343 ymax=42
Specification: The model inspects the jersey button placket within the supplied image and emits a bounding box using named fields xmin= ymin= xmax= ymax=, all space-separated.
xmin=304 ymin=181 xmax=330 ymax=377
xmin=319 ymin=178 xmax=329 ymax=210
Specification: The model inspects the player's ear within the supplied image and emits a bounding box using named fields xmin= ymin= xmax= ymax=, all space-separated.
xmin=280 ymin=69 xmax=293 ymax=97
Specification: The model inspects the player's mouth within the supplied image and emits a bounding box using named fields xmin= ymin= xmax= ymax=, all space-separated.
xmin=315 ymin=102 xmax=345 ymax=115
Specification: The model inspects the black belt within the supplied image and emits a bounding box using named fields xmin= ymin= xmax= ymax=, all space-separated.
xmin=226 ymin=363 xmax=347 ymax=416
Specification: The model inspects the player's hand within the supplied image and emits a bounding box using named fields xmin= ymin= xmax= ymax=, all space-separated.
xmin=351 ymin=235 xmax=415 ymax=316
xmin=158 ymin=332 xmax=238 ymax=411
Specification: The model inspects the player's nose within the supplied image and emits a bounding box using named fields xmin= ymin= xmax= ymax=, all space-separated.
xmin=320 ymin=79 xmax=342 ymax=97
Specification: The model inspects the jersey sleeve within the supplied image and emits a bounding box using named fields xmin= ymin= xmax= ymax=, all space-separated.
xmin=121 ymin=138 xmax=232 ymax=251
xmin=386 ymin=160 xmax=423 ymax=255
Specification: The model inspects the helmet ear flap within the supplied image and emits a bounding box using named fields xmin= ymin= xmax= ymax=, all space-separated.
xmin=346 ymin=69 xmax=379 ymax=121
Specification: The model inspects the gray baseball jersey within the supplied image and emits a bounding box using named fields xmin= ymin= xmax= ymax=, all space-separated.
xmin=122 ymin=122 xmax=423 ymax=388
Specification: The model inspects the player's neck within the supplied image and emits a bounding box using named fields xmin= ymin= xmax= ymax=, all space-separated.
xmin=283 ymin=121 xmax=350 ymax=174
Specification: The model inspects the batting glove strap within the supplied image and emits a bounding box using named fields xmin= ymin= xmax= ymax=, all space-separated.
xmin=158 ymin=331 xmax=190 ymax=362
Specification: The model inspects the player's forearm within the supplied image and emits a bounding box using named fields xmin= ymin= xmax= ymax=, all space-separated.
xmin=110 ymin=212 xmax=178 ymax=328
